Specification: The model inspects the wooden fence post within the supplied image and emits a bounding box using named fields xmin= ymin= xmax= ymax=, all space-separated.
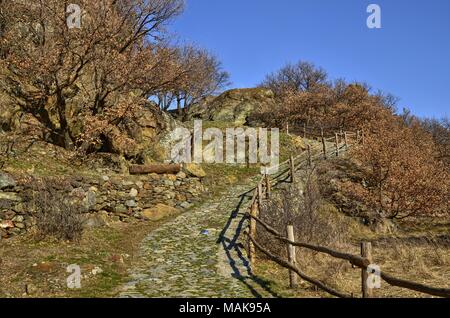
xmin=191 ymin=131 xmax=195 ymax=160
xmin=258 ymin=182 xmax=263 ymax=209
xmin=303 ymin=123 xmax=307 ymax=139
xmin=307 ymin=144 xmax=312 ymax=167
xmin=249 ymin=201 xmax=259 ymax=265
xmin=335 ymin=133 xmax=340 ymax=157
xmin=286 ymin=122 xmax=290 ymax=136
xmin=344 ymin=132 xmax=349 ymax=150
xmin=265 ymin=174 xmax=271 ymax=199
xmin=287 ymin=225 xmax=298 ymax=288
xmin=322 ymin=136 xmax=327 ymax=160
xmin=246 ymin=137 xmax=250 ymax=168
xmin=361 ymin=242 xmax=373 ymax=298
xmin=290 ymin=155 xmax=295 ymax=183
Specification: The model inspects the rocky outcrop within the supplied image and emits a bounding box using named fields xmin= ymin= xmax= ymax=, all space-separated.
xmin=187 ymin=88 xmax=276 ymax=125
xmin=0 ymin=82 xmax=181 ymax=164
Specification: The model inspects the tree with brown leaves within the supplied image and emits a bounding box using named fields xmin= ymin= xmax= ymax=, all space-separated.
xmin=346 ymin=117 xmax=449 ymax=220
xmin=0 ymin=0 xmax=185 ymax=151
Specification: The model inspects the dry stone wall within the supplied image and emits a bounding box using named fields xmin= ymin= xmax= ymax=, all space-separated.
xmin=0 ymin=171 xmax=206 ymax=239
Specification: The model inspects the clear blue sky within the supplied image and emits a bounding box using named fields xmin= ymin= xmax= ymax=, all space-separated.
xmin=170 ymin=0 xmax=450 ymax=118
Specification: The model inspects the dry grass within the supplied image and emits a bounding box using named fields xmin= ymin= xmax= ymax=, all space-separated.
xmin=254 ymin=214 xmax=450 ymax=298
xmin=0 ymin=215 xmax=181 ymax=298
xmin=251 ymin=145 xmax=450 ymax=298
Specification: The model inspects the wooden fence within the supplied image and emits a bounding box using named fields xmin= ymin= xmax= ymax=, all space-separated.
xmin=245 ymin=129 xmax=450 ymax=298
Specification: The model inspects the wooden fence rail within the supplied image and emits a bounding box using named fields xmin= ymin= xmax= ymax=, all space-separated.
xmin=246 ymin=129 xmax=450 ymax=298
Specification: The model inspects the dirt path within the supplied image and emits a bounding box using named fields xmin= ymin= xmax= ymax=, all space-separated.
xmin=118 ymin=176 xmax=277 ymax=298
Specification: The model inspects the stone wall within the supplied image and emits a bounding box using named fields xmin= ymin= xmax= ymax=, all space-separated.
xmin=0 ymin=171 xmax=206 ymax=239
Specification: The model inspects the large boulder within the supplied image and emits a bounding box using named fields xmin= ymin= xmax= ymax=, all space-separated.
xmin=188 ymin=88 xmax=276 ymax=125
xmin=141 ymin=204 xmax=179 ymax=221
xmin=183 ymin=163 xmax=206 ymax=178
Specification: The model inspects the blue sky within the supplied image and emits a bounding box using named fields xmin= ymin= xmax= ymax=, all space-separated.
xmin=170 ymin=0 xmax=450 ymax=118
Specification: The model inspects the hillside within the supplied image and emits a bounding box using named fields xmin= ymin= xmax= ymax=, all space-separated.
xmin=1 ymin=102 xmax=449 ymax=298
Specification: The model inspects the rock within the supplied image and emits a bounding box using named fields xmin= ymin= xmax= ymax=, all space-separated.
xmin=129 ymin=188 xmax=138 ymax=197
xmin=12 ymin=215 xmax=24 ymax=223
xmin=13 ymin=203 xmax=25 ymax=213
xmin=83 ymin=214 xmax=107 ymax=229
xmin=153 ymin=187 xmax=164 ymax=194
xmin=125 ymin=200 xmax=136 ymax=208
xmin=163 ymin=179 xmax=174 ymax=187
xmin=165 ymin=191 xmax=175 ymax=199
xmin=70 ymin=187 xmax=85 ymax=199
xmin=187 ymin=88 xmax=276 ymax=125
xmin=102 ymin=175 xmax=110 ymax=182
xmin=0 ymin=192 xmax=22 ymax=202
xmin=135 ymin=181 xmax=144 ymax=189
xmin=83 ymin=190 xmax=97 ymax=211
xmin=4 ymin=210 xmax=16 ymax=219
xmin=0 ymin=173 xmax=16 ymax=190
xmin=114 ymin=204 xmax=128 ymax=214
xmin=141 ymin=204 xmax=179 ymax=221
xmin=176 ymin=172 xmax=187 ymax=179
xmin=180 ymin=202 xmax=193 ymax=209
xmin=0 ymin=220 xmax=14 ymax=229
xmin=122 ymin=180 xmax=135 ymax=187
xmin=166 ymin=175 xmax=177 ymax=182
xmin=183 ymin=163 xmax=206 ymax=178
xmin=14 ymin=222 xmax=25 ymax=229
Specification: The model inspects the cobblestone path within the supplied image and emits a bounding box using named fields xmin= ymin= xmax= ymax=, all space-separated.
xmin=119 ymin=177 xmax=276 ymax=298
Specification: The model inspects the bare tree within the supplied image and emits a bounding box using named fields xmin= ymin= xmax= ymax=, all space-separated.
xmin=173 ymin=46 xmax=230 ymax=115
xmin=260 ymin=60 xmax=328 ymax=95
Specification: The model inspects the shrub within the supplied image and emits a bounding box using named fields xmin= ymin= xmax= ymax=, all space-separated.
xmin=30 ymin=179 xmax=84 ymax=241
xmin=258 ymin=169 xmax=347 ymax=260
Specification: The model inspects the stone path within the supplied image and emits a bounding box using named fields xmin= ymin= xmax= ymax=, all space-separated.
xmin=119 ymin=177 xmax=276 ymax=298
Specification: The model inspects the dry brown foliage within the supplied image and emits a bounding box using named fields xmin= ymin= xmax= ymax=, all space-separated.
xmin=0 ymin=1 xmax=199 ymax=151
xmin=345 ymin=117 xmax=449 ymax=220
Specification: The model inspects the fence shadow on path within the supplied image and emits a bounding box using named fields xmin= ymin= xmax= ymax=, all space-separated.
xmin=217 ymin=188 xmax=280 ymax=298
